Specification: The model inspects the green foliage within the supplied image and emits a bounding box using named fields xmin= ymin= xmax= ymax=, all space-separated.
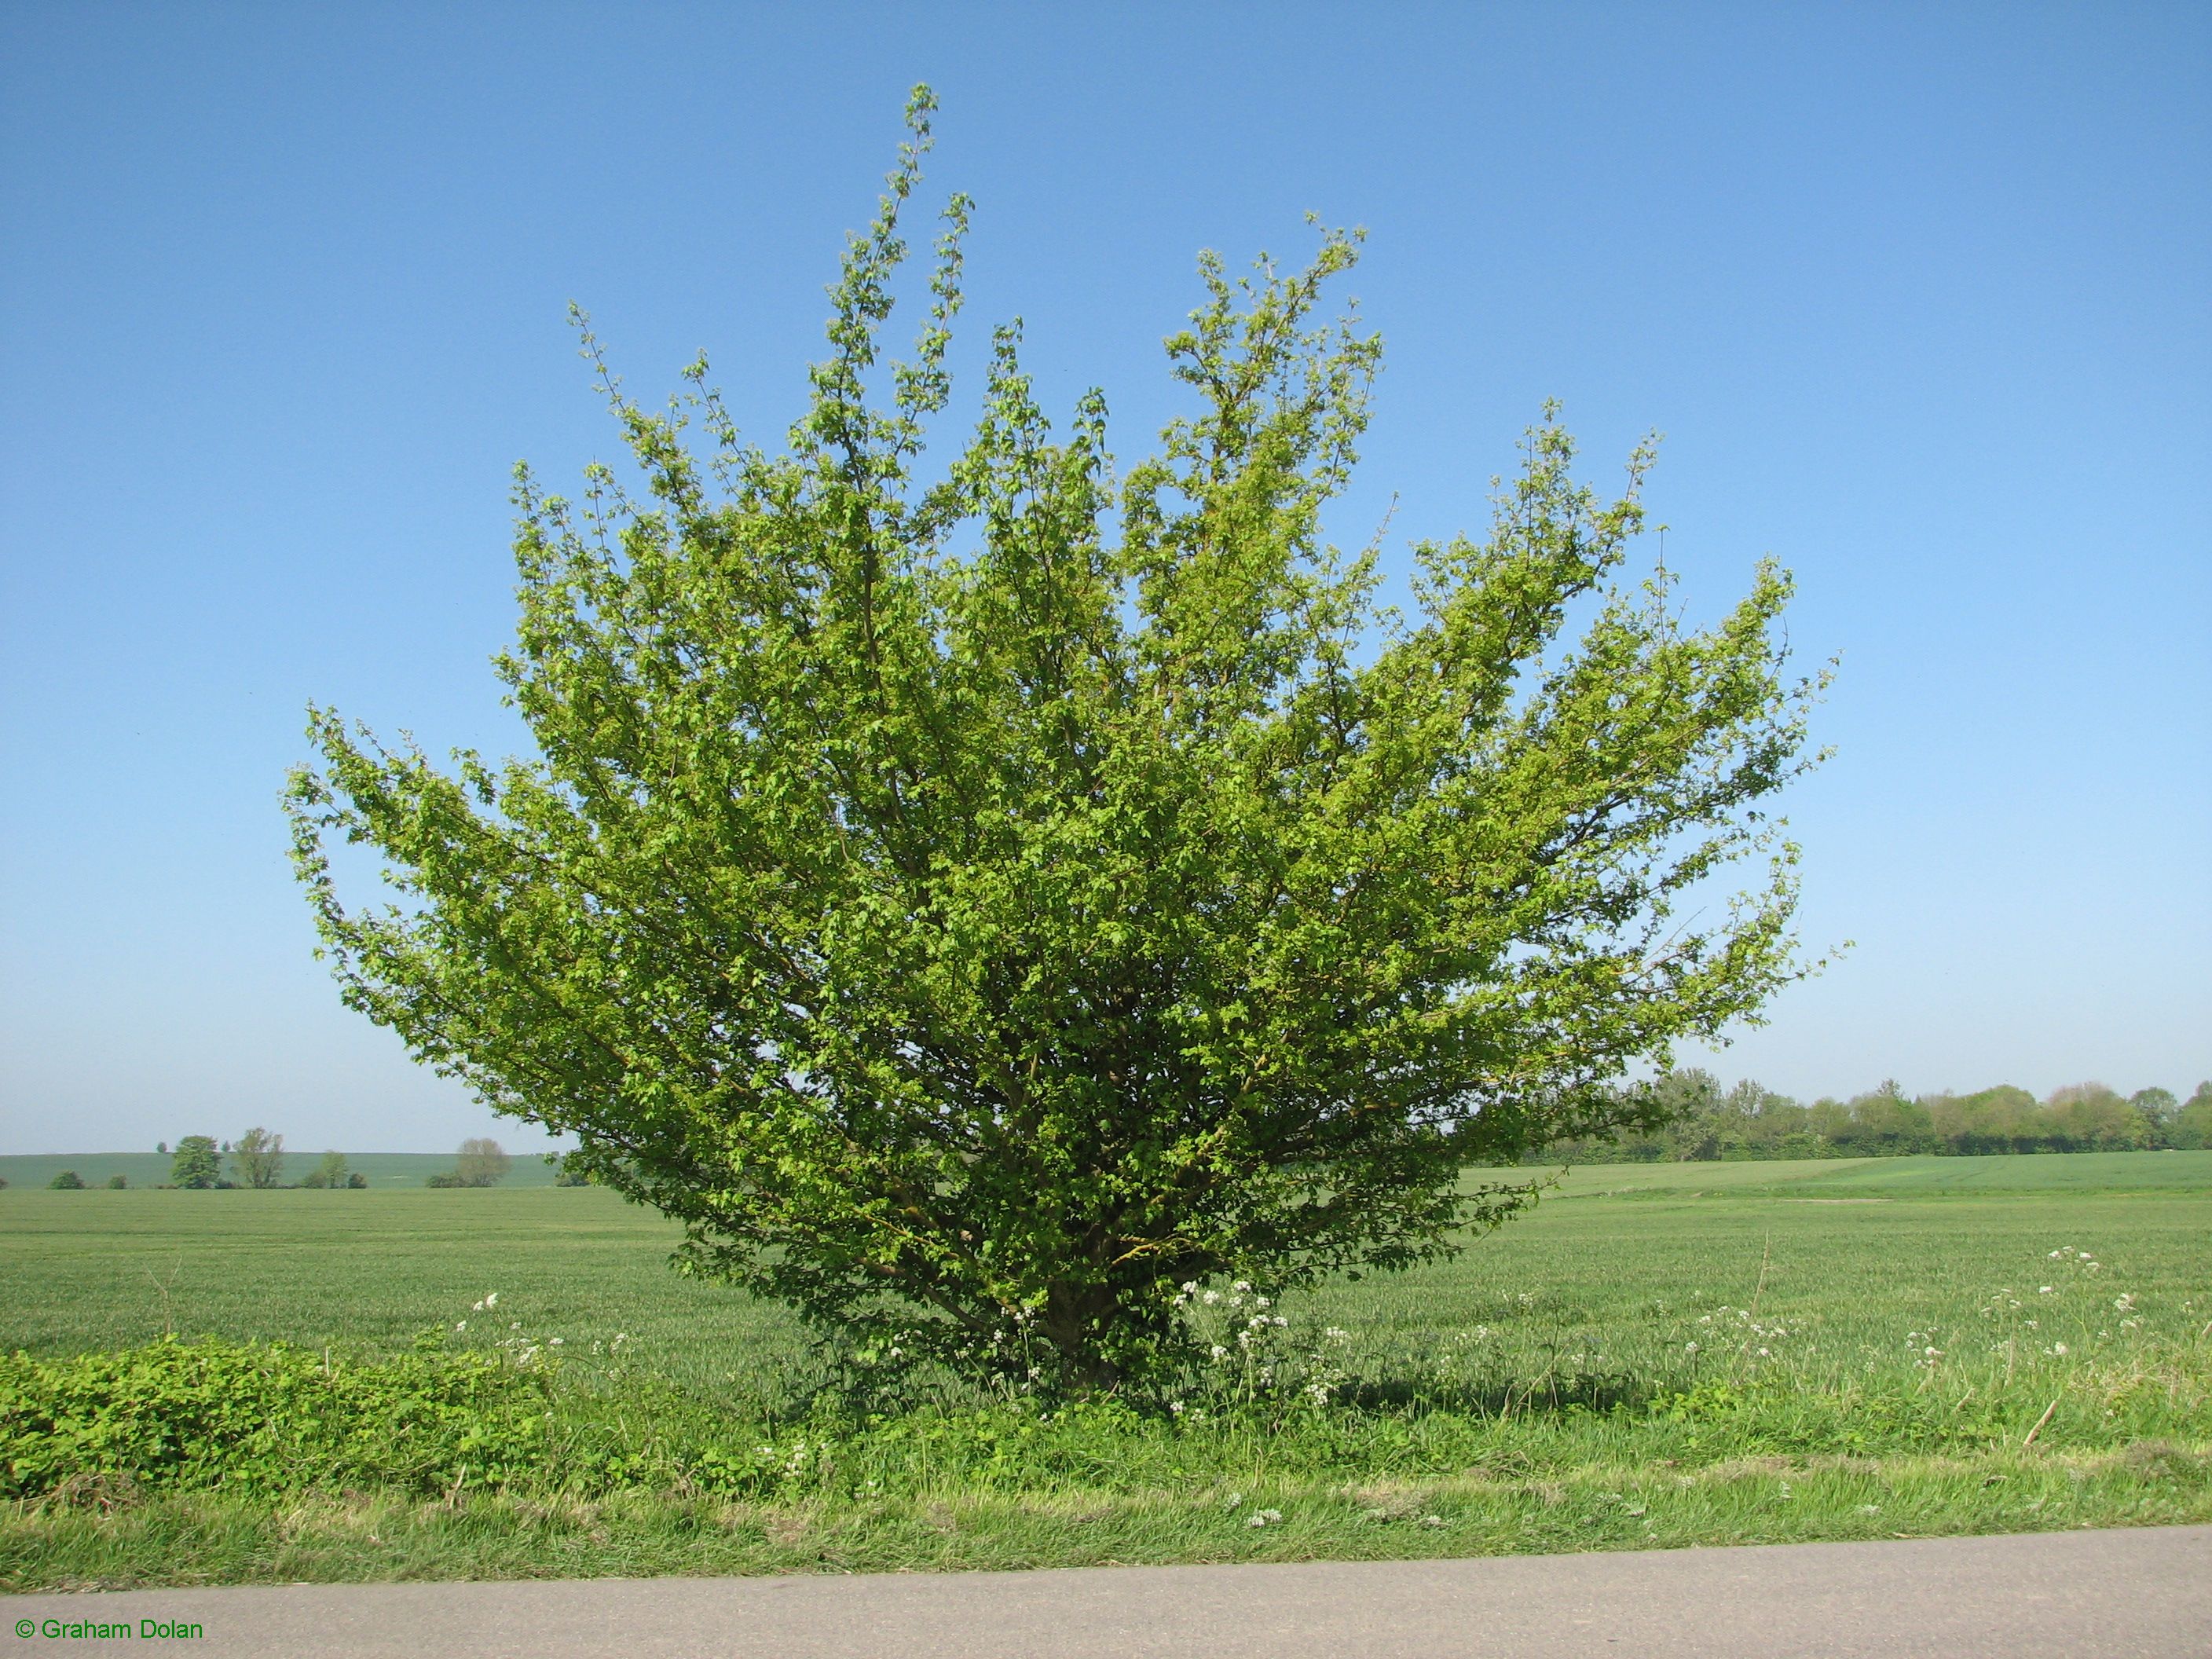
xmin=284 ymin=90 xmax=1825 ymax=1387
xmin=423 ymin=1141 xmax=511 ymax=1188
xmin=346 ymin=1172 xmax=368 ymax=1188
xmin=104 ymin=1174 xmax=127 ymax=1191
xmin=46 ymin=1172 xmax=83 ymax=1191
xmin=170 ymin=1134 xmax=221 ymax=1190
xmin=2166 ymin=1083 xmax=2212 ymax=1150
xmin=0 ymin=1337 xmax=551 ymax=1501
xmin=300 ymin=1151 xmax=350 ymax=1189
xmin=1551 ymin=1071 xmax=2207 ymax=1163
xmin=229 ymin=1128 xmax=284 ymax=1190
xmin=2129 ymin=1086 xmax=2179 ymax=1129
xmin=454 ymin=1138 xmax=510 ymax=1188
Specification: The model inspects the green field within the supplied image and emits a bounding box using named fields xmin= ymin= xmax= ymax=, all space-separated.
xmin=2 ymin=1152 xmax=2207 ymax=1589
xmin=0 ymin=1151 xmax=564 ymax=1192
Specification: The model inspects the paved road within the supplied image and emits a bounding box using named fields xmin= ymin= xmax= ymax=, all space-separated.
xmin=8 ymin=1526 xmax=2208 ymax=1657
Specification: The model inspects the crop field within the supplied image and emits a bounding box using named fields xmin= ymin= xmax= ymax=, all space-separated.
xmin=2 ymin=1152 xmax=2208 ymax=1589
xmin=0 ymin=1152 xmax=565 ymax=1192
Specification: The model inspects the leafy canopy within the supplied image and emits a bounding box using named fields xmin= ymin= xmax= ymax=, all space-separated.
xmin=169 ymin=1137 xmax=220 ymax=1191
xmin=229 ymin=1127 xmax=285 ymax=1191
xmin=287 ymin=89 xmax=1825 ymax=1387
xmin=456 ymin=1138 xmax=512 ymax=1188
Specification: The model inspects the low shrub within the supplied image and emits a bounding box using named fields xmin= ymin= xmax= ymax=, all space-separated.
xmin=0 ymin=1337 xmax=553 ymax=1501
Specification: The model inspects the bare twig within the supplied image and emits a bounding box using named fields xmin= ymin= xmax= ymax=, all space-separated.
xmin=144 ymin=1257 xmax=181 ymax=1340
xmin=1747 ymin=1231 xmax=1773 ymax=1322
xmin=2021 ymin=1392 xmax=2063 ymax=1450
xmin=1730 ymin=1232 xmax=1774 ymax=1384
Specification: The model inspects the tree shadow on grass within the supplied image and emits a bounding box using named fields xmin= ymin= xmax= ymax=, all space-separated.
xmin=1331 ymin=1364 xmax=1667 ymax=1418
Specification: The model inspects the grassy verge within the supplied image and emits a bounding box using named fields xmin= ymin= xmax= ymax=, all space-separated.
xmin=9 ymin=1443 xmax=2207 ymax=1591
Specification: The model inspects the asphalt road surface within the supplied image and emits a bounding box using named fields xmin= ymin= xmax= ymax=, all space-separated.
xmin=8 ymin=1525 xmax=2208 ymax=1657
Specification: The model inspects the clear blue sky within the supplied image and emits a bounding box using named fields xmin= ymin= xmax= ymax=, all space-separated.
xmin=2 ymin=3 xmax=2206 ymax=1155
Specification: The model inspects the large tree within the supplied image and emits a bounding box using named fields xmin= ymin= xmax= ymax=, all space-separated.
xmin=287 ymin=90 xmax=1825 ymax=1388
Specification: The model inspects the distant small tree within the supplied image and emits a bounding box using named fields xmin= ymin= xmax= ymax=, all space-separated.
xmin=553 ymin=1152 xmax=595 ymax=1186
xmin=49 ymin=1170 xmax=85 ymax=1189
xmin=105 ymin=1173 xmax=128 ymax=1189
xmin=170 ymin=1136 xmax=220 ymax=1189
xmin=2166 ymin=1082 xmax=2212 ymax=1151
xmin=302 ymin=1150 xmax=350 ymax=1189
xmin=1723 ymin=1081 xmax=1816 ymax=1159
xmin=2127 ymin=1087 xmax=2179 ymax=1145
xmin=2043 ymin=1082 xmax=2143 ymax=1152
xmin=346 ymin=1170 xmax=368 ymax=1188
xmin=230 ymin=1127 xmax=286 ymax=1189
xmin=1649 ymin=1068 xmax=1726 ymax=1161
xmin=157 ymin=1141 xmax=168 ymax=1155
xmin=1835 ymin=1081 xmax=1934 ymax=1155
xmin=454 ymin=1138 xmax=511 ymax=1188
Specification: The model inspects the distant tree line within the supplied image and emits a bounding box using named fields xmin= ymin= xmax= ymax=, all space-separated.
xmin=104 ymin=1134 xmax=516 ymax=1189
xmin=1540 ymin=1073 xmax=2212 ymax=1163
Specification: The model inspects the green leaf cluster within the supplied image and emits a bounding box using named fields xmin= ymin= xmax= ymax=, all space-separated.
xmin=286 ymin=89 xmax=1825 ymax=1387
xmin=0 ymin=1339 xmax=551 ymax=1500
